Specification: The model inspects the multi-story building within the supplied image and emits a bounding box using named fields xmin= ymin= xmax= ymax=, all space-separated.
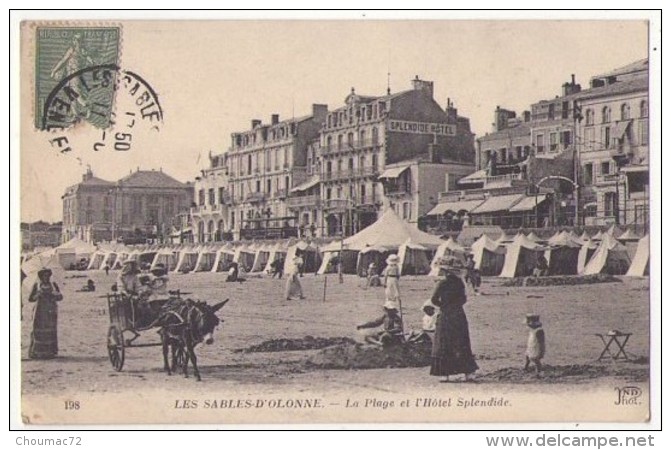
xmin=576 ymin=59 xmax=649 ymax=228
xmin=191 ymin=152 xmax=232 ymax=242
xmin=21 ymin=221 xmax=62 ymax=250
xmin=429 ymin=59 xmax=649 ymax=232
xmin=62 ymin=168 xmax=193 ymax=244
xmin=224 ymin=104 xmax=328 ymax=240
xmin=312 ymin=77 xmax=475 ymax=237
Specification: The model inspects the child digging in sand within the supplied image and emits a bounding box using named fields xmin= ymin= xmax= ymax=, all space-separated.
xmin=524 ymin=314 xmax=546 ymax=377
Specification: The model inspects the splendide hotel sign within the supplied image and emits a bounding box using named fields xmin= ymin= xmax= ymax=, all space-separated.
xmin=387 ymin=120 xmax=456 ymax=136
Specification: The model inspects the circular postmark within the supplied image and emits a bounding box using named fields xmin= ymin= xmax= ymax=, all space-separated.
xmin=42 ymin=64 xmax=163 ymax=155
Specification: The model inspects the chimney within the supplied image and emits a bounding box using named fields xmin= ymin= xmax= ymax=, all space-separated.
xmin=251 ymin=119 xmax=262 ymax=128
xmin=562 ymin=74 xmax=582 ymax=96
xmin=446 ymin=97 xmax=458 ymax=121
xmin=523 ymin=110 xmax=531 ymax=122
xmin=82 ymin=167 xmax=93 ymax=181
xmin=411 ymin=75 xmax=434 ymax=98
xmin=271 ymin=114 xmax=279 ymax=125
xmin=312 ymin=103 xmax=328 ymax=119
xmin=494 ymin=106 xmax=516 ymax=132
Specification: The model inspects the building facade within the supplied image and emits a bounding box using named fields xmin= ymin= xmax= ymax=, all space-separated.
xmin=314 ymin=78 xmax=475 ymax=237
xmin=222 ymin=104 xmax=328 ymax=240
xmin=191 ymin=152 xmax=231 ymax=243
xmin=576 ymin=59 xmax=649 ymax=228
xmin=62 ymin=168 xmax=193 ymax=244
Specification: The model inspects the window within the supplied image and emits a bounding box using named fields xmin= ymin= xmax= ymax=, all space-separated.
xmin=326 ymin=161 xmax=332 ymax=174
xmin=601 ymin=161 xmax=611 ymax=175
xmin=256 ymin=180 xmax=261 ymax=193
xmin=372 ymin=127 xmax=379 ymax=145
xmin=359 ymin=129 xmax=366 ymax=144
xmin=583 ymin=163 xmax=593 ymax=185
xmin=640 ymin=120 xmax=649 ymax=145
xmin=585 ymin=204 xmax=597 ymax=218
xmin=604 ymin=192 xmax=617 ymax=217
xmin=348 ymin=158 xmax=354 ymax=171
xmin=208 ymin=188 xmax=215 ymax=205
xmin=198 ymin=190 xmax=205 ymax=206
xmin=550 ymin=133 xmax=558 ymax=152
xmin=535 ymin=134 xmax=545 ymax=153
xmin=500 ymin=148 xmax=507 ymax=163
xmin=515 ymin=146 xmax=522 ymax=160
xmin=402 ymin=202 xmax=410 ymax=220
xmin=620 ymin=103 xmax=630 ymax=121
xmin=337 ymin=134 xmax=343 ymax=149
xmin=267 ymin=179 xmax=272 ymax=194
xmin=285 ymin=176 xmax=290 ymax=190
xmin=640 ymin=100 xmax=648 ymax=118
xmin=247 ymin=155 xmax=252 ymax=174
xmin=602 ymin=126 xmax=611 ymax=148
xmin=602 ymin=107 xmax=611 ymax=123
xmin=347 ymin=132 xmax=354 ymax=147
xmin=561 ymin=131 xmax=572 ymax=148
xmin=360 ymin=184 xmax=366 ymax=202
xmin=585 ymin=109 xmax=594 ymax=126
xmin=326 ymin=188 xmax=332 ymax=200
xmin=548 ymin=104 xmax=555 ymax=120
xmin=372 ymin=153 xmax=378 ymax=170
xmin=326 ymin=136 xmax=332 ymax=150
xmin=585 ymin=128 xmax=595 ymax=150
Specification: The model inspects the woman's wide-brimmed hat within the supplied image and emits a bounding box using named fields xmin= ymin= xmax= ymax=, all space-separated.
xmin=386 ymin=254 xmax=400 ymax=265
xmin=524 ymin=313 xmax=542 ymax=326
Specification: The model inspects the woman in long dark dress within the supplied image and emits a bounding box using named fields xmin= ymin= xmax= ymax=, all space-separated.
xmin=28 ymin=268 xmax=63 ymax=359
xmin=430 ymin=258 xmax=478 ymax=382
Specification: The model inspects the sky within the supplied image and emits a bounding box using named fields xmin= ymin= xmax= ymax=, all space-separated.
xmin=20 ymin=19 xmax=649 ymax=222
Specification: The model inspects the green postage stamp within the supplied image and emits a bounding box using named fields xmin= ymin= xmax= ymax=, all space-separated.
xmin=35 ymin=26 xmax=121 ymax=130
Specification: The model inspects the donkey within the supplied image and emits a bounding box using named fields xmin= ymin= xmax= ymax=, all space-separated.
xmin=156 ymin=298 xmax=228 ymax=381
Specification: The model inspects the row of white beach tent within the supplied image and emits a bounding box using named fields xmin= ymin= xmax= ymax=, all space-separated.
xmin=22 ymin=212 xmax=649 ymax=279
xmin=426 ymin=227 xmax=648 ymax=278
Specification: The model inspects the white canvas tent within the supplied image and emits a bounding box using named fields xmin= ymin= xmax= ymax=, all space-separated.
xmin=211 ymin=246 xmax=236 ymax=272
xmin=470 ymin=234 xmax=506 ymax=276
xmin=86 ymin=250 xmax=106 ymax=270
xmin=263 ymin=243 xmax=288 ymax=273
xmin=174 ymin=246 xmax=200 ymax=273
xmin=55 ymin=238 xmax=97 ymax=269
xmin=192 ymin=246 xmax=217 ymax=272
xmin=397 ymin=239 xmax=433 ymax=275
xmin=234 ymin=245 xmax=257 ymax=272
xmin=499 ymin=234 xmax=546 ymax=278
xmin=577 ymin=239 xmax=599 ymax=274
xmin=356 ymin=245 xmax=393 ymax=276
xmin=428 ymin=238 xmax=466 ymax=276
xmin=544 ymin=231 xmax=582 ymax=275
xmin=284 ymin=241 xmax=321 ymax=274
xmin=251 ymin=244 xmax=273 ymax=272
xmin=625 ymin=235 xmax=649 ymax=276
xmin=583 ymin=234 xmax=631 ymax=275
xmin=151 ymin=248 xmax=178 ymax=271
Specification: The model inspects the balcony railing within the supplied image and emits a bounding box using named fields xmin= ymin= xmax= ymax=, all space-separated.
xmin=320 ymin=167 xmax=380 ymax=182
xmin=483 ymin=172 xmax=526 ymax=188
xmin=287 ymin=194 xmax=321 ymax=208
xmin=244 ymin=192 xmax=266 ymax=203
xmin=319 ymin=139 xmax=382 ymax=154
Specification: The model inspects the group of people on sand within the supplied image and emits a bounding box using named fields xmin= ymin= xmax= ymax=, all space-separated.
xmin=356 ymin=252 xmax=545 ymax=382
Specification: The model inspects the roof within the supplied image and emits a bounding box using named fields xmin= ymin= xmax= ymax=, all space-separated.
xmin=457 ymin=169 xmax=488 ymax=185
xmin=79 ymin=176 xmax=114 ymax=187
xmin=477 ymin=123 xmax=531 ymax=143
xmin=290 ymin=176 xmax=320 ymax=193
xmin=578 ymin=76 xmax=648 ymax=101
xmin=426 ymin=199 xmax=485 ymax=216
xmin=509 ymin=194 xmax=550 ymax=212
xmin=470 ymin=194 xmax=525 ymax=214
xmin=342 ymin=208 xmax=444 ymax=250
xmin=593 ymin=58 xmax=648 ymax=80
xmin=378 ymin=165 xmax=410 ymax=179
xmin=118 ymin=170 xmax=188 ymax=189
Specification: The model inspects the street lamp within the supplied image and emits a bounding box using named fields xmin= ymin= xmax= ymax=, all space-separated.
xmin=338 ymin=197 xmax=355 ymax=284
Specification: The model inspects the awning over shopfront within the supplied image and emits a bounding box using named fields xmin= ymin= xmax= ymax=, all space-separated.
xmin=378 ymin=165 xmax=410 ymax=179
xmin=611 ymin=120 xmax=632 ymax=139
xmin=509 ymin=194 xmax=550 ymax=212
xmin=620 ymin=164 xmax=648 ymax=173
xmin=290 ymin=176 xmax=320 ymax=193
xmin=470 ymin=194 xmax=525 ymax=215
xmin=426 ymin=199 xmax=486 ymax=216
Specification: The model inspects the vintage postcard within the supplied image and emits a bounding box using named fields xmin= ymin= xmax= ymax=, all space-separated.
xmin=15 ymin=15 xmax=658 ymax=427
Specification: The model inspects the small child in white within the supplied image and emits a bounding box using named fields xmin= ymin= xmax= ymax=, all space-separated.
xmin=524 ymin=314 xmax=545 ymax=376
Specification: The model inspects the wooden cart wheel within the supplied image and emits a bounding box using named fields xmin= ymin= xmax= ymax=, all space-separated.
xmin=107 ymin=326 xmax=125 ymax=371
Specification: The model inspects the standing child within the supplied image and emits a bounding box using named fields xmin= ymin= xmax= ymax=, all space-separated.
xmin=464 ymin=253 xmax=481 ymax=295
xmin=524 ymin=314 xmax=546 ymax=376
